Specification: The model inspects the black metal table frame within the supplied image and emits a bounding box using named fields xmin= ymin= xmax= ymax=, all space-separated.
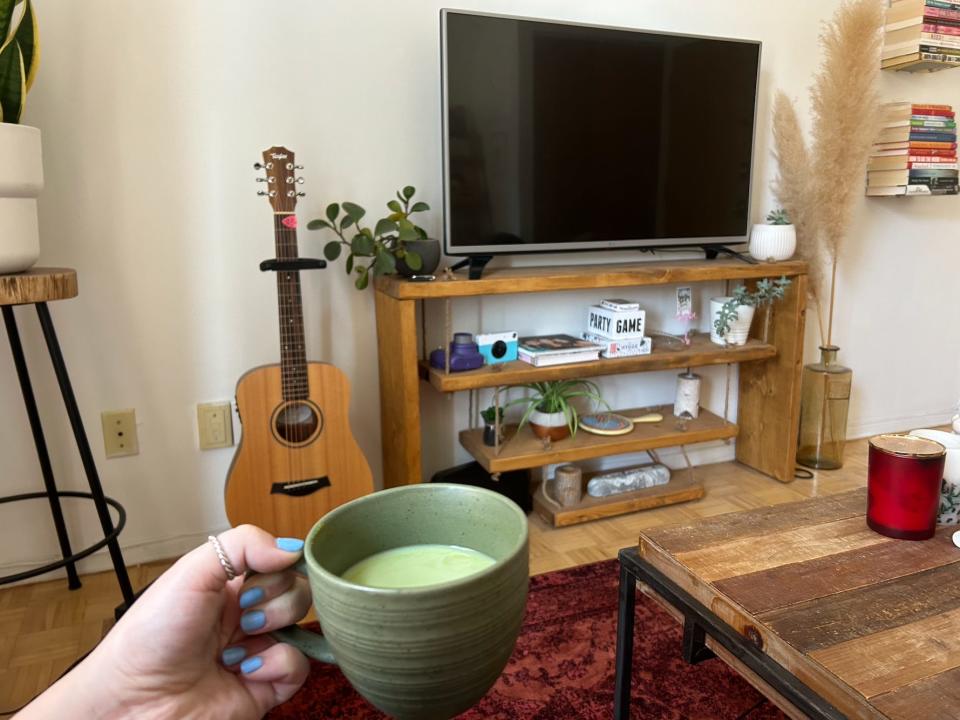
xmin=614 ymin=546 xmax=846 ymax=720
xmin=2 ymin=303 xmax=135 ymax=616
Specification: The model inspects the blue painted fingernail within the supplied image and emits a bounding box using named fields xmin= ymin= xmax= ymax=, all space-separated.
xmin=240 ymin=609 xmax=266 ymax=633
xmin=276 ymin=537 xmax=304 ymax=552
xmin=241 ymin=655 xmax=263 ymax=674
xmin=239 ymin=586 xmax=264 ymax=609
xmin=222 ymin=646 xmax=246 ymax=666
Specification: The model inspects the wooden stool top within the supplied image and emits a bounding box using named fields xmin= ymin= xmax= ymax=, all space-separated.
xmin=0 ymin=268 xmax=78 ymax=306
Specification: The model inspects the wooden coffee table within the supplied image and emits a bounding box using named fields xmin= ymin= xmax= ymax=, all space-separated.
xmin=614 ymin=488 xmax=960 ymax=720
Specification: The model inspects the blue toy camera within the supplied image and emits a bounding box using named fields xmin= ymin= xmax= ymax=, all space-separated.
xmin=477 ymin=331 xmax=518 ymax=365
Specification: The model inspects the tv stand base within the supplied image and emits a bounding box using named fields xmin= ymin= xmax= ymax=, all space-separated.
xmin=703 ymin=246 xmax=757 ymax=265
xmin=449 ymin=255 xmax=493 ymax=280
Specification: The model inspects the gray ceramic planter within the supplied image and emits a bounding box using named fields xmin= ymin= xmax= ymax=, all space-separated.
xmin=397 ymin=238 xmax=441 ymax=277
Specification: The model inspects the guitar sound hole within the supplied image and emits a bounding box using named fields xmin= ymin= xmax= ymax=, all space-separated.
xmin=274 ymin=402 xmax=321 ymax=444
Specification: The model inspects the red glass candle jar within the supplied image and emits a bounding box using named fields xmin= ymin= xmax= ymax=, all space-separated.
xmin=867 ymin=434 xmax=946 ymax=540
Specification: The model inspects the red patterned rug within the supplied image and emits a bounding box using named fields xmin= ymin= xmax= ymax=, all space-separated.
xmin=268 ymin=559 xmax=785 ymax=719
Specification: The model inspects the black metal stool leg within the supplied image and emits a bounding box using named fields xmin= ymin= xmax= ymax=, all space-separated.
xmin=35 ymin=302 xmax=136 ymax=608
xmin=614 ymin=559 xmax=637 ymax=719
xmin=2 ymin=306 xmax=82 ymax=590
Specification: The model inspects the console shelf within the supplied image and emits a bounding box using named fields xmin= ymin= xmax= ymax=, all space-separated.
xmin=420 ymin=333 xmax=776 ymax=393
xmin=373 ymin=258 xmax=807 ymax=488
xmin=459 ymin=406 xmax=736 ymax=474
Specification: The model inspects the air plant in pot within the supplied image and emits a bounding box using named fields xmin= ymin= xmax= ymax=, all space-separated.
xmin=480 ymin=405 xmax=503 ymax=447
xmin=711 ymin=276 xmax=792 ymax=346
xmin=505 ymin=380 xmax=607 ymax=442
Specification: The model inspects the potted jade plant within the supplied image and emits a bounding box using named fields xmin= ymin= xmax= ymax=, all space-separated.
xmin=506 ymin=380 xmax=606 ymax=442
xmin=711 ymin=276 xmax=792 ymax=346
xmin=748 ymin=209 xmax=796 ymax=263
xmin=307 ymin=186 xmax=440 ymax=290
xmin=480 ymin=405 xmax=502 ymax=446
xmin=0 ymin=0 xmax=42 ymax=274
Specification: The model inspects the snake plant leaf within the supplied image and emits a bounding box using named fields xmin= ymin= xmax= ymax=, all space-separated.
xmin=0 ymin=0 xmax=16 ymax=52
xmin=0 ymin=37 xmax=24 ymax=123
xmin=17 ymin=0 xmax=37 ymax=92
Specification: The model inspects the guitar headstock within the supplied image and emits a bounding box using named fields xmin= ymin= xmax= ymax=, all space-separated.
xmin=254 ymin=146 xmax=304 ymax=212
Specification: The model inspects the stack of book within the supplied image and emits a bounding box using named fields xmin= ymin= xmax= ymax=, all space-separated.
xmin=517 ymin=334 xmax=603 ymax=367
xmin=866 ymin=102 xmax=959 ymax=196
xmin=883 ymin=0 xmax=960 ymax=71
xmin=582 ymin=299 xmax=652 ymax=359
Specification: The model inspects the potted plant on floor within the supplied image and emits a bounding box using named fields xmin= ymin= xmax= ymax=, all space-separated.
xmin=506 ymin=380 xmax=606 ymax=441
xmin=710 ymin=276 xmax=792 ymax=346
xmin=749 ymin=209 xmax=796 ymax=262
xmin=0 ymin=0 xmax=42 ymax=274
xmin=307 ymin=186 xmax=440 ymax=289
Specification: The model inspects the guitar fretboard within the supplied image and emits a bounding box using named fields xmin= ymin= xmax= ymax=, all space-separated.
xmin=274 ymin=214 xmax=308 ymax=400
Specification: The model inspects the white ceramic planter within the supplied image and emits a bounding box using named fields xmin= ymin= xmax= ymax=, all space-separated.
xmin=528 ymin=409 xmax=570 ymax=441
xmin=0 ymin=124 xmax=43 ymax=274
xmin=709 ymin=297 xmax=755 ymax=346
xmin=749 ymin=223 xmax=796 ymax=262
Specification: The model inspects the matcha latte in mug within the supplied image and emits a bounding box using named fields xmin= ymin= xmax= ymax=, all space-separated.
xmin=272 ymin=483 xmax=529 ymax=720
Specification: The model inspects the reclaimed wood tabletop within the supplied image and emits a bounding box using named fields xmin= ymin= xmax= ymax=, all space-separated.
xmin=639 ymin=488 xmax=960 ymax=720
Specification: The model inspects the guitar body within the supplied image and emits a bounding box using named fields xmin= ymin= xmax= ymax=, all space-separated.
xmin=225 ymin=362 xmax=373 ymax=538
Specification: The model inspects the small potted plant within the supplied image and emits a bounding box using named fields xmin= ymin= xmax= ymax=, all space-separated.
xmin=307 ymin=186 xmax=440 ymax=289
xmin=711 ymin=276 xmax=792 ymax=346
xmin=480 ymin=405 xmax=502 ymax=446
xmin=506 ymin=380 xmax=607 ymax=441
xmin=0 ymin=0 xmax=42 ymax=274
xmin=748 ymin=209 xmax=796 ymax=263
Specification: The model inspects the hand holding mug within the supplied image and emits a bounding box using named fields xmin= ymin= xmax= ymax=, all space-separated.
xmin=19 ymin=525 xmax=312 ymax=720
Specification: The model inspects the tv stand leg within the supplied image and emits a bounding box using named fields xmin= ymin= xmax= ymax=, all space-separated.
xmin=702 ymin=246 xmax=757 ymax=265
xmin=449 ymin=255 xmax=493 ymax=279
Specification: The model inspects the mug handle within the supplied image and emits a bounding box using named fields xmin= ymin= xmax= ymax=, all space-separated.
xmin=262 ymin=557 xmax=338 ymax=665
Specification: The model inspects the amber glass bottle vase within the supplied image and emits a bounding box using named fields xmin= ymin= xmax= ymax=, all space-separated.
xmin=797 ymin=345 xmax=852 ymax=470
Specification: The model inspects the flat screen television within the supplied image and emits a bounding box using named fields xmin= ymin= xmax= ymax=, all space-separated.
xmin=441 ymin=10 xmax=762 ymax=263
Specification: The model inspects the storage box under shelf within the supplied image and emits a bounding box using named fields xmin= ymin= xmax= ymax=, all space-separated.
xmin=459 ymin=405 xmax=737 ymax=474
xmin=421 ymin=334 xmax=776 ymax=393
xmin=533 ymin=467 xmax=704 ymax=527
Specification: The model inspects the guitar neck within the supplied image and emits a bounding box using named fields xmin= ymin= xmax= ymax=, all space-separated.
xmin=274 ymin=213 xmax=309 ymax=401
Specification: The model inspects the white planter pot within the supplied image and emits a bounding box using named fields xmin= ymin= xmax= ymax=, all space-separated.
xmin=749 ymin=223 xmax=796 ymax=262
xmin=528 ymin=409 xmax=570 ymax=440
xmin=910 ymin=428 xmax=960 ymax=525
xmin=0 ymin=124 xmax=43 ymax=274
xmin=710 ymin=297 xmax=755 ymax=346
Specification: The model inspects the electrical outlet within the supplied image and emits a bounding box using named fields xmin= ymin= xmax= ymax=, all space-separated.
xmin=101 ymin=409 xmax=139 ymax=458
xmin=197 ymin=402 xmax=233 ymax=450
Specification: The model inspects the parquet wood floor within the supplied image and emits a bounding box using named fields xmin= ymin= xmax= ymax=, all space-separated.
xmin=0 ymin=437 xmax=871 ymax=715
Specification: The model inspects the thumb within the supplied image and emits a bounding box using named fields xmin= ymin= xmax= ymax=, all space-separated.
xmin=180 ymin=525 xmax=305 ymax=593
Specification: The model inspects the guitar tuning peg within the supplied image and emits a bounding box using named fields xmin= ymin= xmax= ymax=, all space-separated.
xmin=296 ymin=191 xmax=306 ymax=197
xmin=257 ymin=190 xmax=268 ymax=196
xmin=294 ymin=164 xmax=304 ymax=170
xmin=253 ymin=162 xmax=264 ymax=170
xmin=256 ymin=177 xmax=267 ymax=182
xmin=296 ymin=177 xmax=305 ymax=184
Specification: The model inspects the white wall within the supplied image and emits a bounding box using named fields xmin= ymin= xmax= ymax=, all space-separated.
xmin=1 ymin=0 xmax=956 ymax=577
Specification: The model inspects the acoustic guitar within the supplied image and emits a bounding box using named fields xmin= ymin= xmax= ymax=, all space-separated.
xmin=225 ymin=146 xmax=373 ymax=538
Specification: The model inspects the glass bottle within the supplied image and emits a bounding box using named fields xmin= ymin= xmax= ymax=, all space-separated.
xmin=796 ymin=345 xmax=852 ymax=470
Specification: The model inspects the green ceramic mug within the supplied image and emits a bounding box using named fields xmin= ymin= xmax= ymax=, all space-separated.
xmin=270 ymin=483 xmax=529 ymax=720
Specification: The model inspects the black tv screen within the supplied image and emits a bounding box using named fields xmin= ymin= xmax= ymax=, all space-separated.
xmin=441 ymin=11 xmax=761 ymax=256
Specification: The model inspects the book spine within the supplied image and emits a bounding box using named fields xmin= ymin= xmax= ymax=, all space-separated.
xmin=918 ymin=32 xmax=960 ymax=47
xmin=926 ymin=5 xmax=960 ymax=20
xmin=922 ymin=22 xmax=960 ymax=33
xmin=909 ymin=161 xmax=959 ymax=168
xmin=921 ymin=51 xmax=960 ymax=62
xmin=927 ymin=0 xmax=960 ymax=11
xmin=908 ymin=147 xmax=958 ymax=155
xmin=911 ymin=119 xmax=957 ymax=127
xmin=910 ymin=132 xmax=958 ymax=141
xmin=582 ymin=333 xmax=651 ymax=354
xmin=599 ymin=300 xmax=640 ymax=312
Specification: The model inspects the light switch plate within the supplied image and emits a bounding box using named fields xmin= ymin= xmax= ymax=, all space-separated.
xmin=101 ymin=409 xmax=139 ymax=458
xmin=198 ymin=402 xmax=233 ymax=450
